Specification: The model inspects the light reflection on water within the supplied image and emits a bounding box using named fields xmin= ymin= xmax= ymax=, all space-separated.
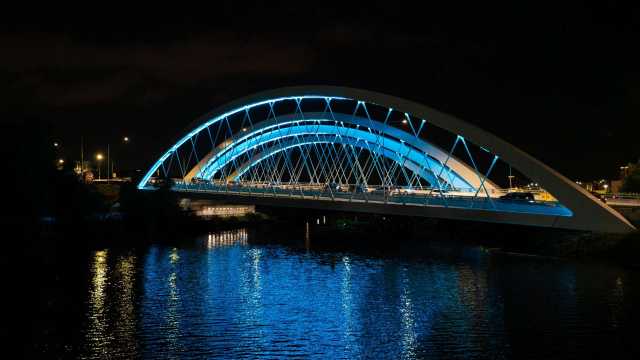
xmin=84 ymin=250 xmax=139 ymax=358
xmin=77 ymin=229 xmax=640 ymax=359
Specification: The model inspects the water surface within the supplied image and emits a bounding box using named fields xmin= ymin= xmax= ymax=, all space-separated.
xmin=35 ymin=228 xmax=640 ymax=359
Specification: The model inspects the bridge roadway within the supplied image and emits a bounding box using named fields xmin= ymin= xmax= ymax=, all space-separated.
xmin=162 ymin=182 xmax=579 ymax=229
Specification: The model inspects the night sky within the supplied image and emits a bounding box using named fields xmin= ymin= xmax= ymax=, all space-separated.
xmin=2 ymin=3 xmax=639 ymax=180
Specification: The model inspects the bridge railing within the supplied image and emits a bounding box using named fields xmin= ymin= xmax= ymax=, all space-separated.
xmin=168 ymin=181 xmax=572 ymax=217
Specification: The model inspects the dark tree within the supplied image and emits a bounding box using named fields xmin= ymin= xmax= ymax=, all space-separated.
xmin=620 ymin=166 xmax=640 ymax=193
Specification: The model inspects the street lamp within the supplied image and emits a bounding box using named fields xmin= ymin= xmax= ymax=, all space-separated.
xmin=53 ymin=142 xmax=59 ymax=148
xmin=123 ymin=136 xmax=129 ymax=143
xmin=58 ymin=159 xmax=64 ymax=165
xmin=96 ymin=153 xmax=104 ymax=180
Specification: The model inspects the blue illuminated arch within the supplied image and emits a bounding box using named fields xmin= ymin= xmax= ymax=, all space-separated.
xmin=138 ymin=96 xmax=342 ymax=189
xmin=228 ymin=134 xmax=459 ymax=187
xmin=197 ymin=124 xmax=475 ymax=190
xmin=187 ymin=112 xmax=497 ymax=192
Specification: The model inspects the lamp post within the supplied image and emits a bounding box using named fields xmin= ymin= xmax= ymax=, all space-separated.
xmin=113 ymin=136 xmax=130 ymax=179
xmin=107 ymin=144 xmax=110 ymax=183
xmin=96 ymin=153 xmax=104 ymax=180
xmin=507 ymin=165 xmax=515 ymax=190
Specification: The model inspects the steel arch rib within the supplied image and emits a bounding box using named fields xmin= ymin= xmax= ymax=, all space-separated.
xmin=228 ymin=135 xmax=451 ymax=185
xmin=195 ymin=125 xmax=476 ymax=191
xmin=139 ymin=86 xmax=636 ymax=233
xmin=185 ymin=112 xmax=494 ymax=192
xmin=225 ymin=134 xmax=451 ymax=187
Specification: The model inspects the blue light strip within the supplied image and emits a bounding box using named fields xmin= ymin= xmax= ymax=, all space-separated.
xmin=198 ymin=124 xmax=474 ymax=189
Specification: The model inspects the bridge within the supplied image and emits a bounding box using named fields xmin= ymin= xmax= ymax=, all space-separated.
xmin=138 ymin=86 xmax=636 ymax=234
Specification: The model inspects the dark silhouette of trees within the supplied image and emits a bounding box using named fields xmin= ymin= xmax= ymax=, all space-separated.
xmin=621 ymin=165 xmax=640 ymax=193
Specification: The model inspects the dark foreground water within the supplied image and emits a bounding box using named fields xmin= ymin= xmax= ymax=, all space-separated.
xmin=27 ymin=228 xmax=640 ymax=359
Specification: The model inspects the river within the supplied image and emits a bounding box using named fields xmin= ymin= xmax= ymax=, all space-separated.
xmin=23 ymin=227 xmax=640 ymax=359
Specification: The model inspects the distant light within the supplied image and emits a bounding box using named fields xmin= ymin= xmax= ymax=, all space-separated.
xmin=242 ymin=128 xmax=247 ymax=132
xmin=58 ymin=159 xmax=64 ymax=164
xmin=53 ymin=142 xmax=59 ymax=147
xmin=402 ymin=119 xmax=408 ymax=124
xmin=123 ymin=136 xmax=129 ymax=142
xmin=96 ymin=153 xmax=104 ymax=160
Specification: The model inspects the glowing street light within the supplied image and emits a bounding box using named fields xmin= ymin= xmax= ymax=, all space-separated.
xmin=123 ymin=136 xmax=129 ymax=143
xmin=58 ymin=159 xmax=64 ymax=165
xmin=53 ymin=142 xmax=59 ymax=147
xmin=401 ymin=119 xmax=408 ymax=124
xmin=96 ymin=153 xmax=104 ymax=179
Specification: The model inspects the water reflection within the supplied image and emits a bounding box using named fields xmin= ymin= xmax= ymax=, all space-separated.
xmin=340 ymin=256 xmax=358 ymax=355
xmin=206 ymin=228 xmax=248 ymax=249
xmin=83 ymin=250 xmax=139 ymax=358
xmin=86 ymin=250 xmax=108 ymax=354
xmin=71 ymin=232 xmax=640 ymax=359
xmin=399 ymin=267 xmax=417 ymax=358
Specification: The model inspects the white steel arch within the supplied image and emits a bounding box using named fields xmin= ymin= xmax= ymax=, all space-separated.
xmin=139 ymin=86 xmax=636 ymax=234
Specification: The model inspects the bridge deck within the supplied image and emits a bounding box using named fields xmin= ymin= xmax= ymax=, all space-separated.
xmin=150 ymin=184 xmax=577 ymax=230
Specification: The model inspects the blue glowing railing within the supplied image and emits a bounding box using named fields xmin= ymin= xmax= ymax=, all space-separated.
xmin=163 ymin=182 xmax=573 ymax=217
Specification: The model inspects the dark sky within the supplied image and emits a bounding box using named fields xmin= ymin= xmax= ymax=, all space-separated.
xmin=2 ymin=3 xmax=639 ymax=180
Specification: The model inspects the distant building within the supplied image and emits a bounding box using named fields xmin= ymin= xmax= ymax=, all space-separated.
xmin=178 ymin=198 xmax=255 ymax=218
xmin=197 ymin=205 xmax=255 ymax=218
xmin=617 ymin=160 xmax=639 ymax=193
xmin=74 ymin=160 xmax=92 ymax=175
xmin=83 ymin=171 xmax=95 ymax=183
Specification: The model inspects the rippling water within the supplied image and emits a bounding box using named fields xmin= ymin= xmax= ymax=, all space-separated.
xmin=42 ymin=228 xmax=640 ymax=359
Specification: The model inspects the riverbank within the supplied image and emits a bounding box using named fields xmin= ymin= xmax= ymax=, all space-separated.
xmin=5 ymin=189 xmax=639 ymax=271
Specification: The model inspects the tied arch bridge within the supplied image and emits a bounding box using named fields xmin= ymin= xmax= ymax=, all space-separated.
xmin=137 ymin=86 xmax=635 ymax=234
